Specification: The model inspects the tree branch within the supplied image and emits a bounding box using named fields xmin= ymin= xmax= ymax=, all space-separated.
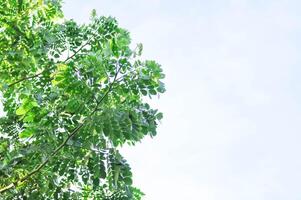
xmin=0 ymin=64 xmax=123 ymax=194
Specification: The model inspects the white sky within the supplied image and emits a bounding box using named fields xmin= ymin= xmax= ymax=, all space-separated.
xmin=4 ymin=0 xmax=300 ymax=199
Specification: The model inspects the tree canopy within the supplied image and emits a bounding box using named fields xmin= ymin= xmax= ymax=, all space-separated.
xmin=0 ymin=1 xmax=165 ymax=199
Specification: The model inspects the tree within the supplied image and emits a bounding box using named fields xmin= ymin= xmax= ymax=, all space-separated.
xmin=0 ymin=1 xmax=165 ymax=199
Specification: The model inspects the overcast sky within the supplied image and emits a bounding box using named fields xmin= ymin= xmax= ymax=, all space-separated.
xmin=62 ymin=1 xmax=301 ymax=199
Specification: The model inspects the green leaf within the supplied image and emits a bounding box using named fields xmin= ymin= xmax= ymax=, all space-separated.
xmin=141 ymin=90 xmax=147 ymax=96
xmin=149 ymin=89 xmax=157 ymax=95
xmin=16 ymin=107 xmax=26 ymax=115
xmin=156 ymin=112 xmax=163 ymax=120
xmin=19 ymin=129 xmax=34 ymax=138
xmin=57 ymin=63 xmax=68 ymax=71
xmin=23 ymin=112 xmax=35 ymax=122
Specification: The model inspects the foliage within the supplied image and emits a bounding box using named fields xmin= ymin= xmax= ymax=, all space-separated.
xmin=0 ymin=0 xmax=165 ymax=199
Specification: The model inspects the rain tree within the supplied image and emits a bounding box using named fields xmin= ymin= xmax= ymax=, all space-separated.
xmin=0 ymin=0 xmax=165 ymax=199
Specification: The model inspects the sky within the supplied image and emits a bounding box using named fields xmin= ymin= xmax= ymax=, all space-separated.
xmin=27 ymin=0 xmax=301 ymax=199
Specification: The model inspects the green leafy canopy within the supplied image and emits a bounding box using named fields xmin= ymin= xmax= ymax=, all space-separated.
xmin=0 ymin=0 xmax=165 ymax=199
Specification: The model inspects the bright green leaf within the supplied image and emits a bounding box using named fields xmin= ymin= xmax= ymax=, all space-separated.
xmin=19 ymin=129 xmax=34 ymax=138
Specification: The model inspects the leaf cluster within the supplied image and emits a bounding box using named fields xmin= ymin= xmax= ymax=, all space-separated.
xmin=0 ymin=1 xmax=165 ymax=199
